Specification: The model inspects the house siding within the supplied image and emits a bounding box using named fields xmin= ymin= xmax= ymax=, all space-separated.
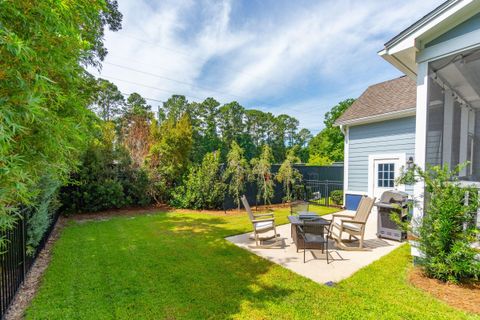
xmin=347 ymin=116 xmax=416 ymax=194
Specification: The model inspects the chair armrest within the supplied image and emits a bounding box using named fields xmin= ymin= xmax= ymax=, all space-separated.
xmin=251 ymin=218 xmax=275 ymax=223
xmin=254 ymin=213 xmax=274 ymax=218
xmin=332 ymin=213 xmax=355 ymax=219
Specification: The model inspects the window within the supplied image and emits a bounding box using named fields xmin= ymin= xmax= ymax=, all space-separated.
xmin=378 ymin=163 xmax=395 ymax=188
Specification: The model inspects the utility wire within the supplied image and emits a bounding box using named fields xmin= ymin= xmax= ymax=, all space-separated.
xmin=104 ymin=61 xmax=264 ymax=104
xmin=113 ymin=33 xmax=314 ymax=95
xmin=105 ymin=61 xmax=326 ymax=111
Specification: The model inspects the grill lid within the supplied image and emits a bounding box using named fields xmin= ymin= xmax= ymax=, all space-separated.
xmin=376 ymin=190 xmax=409 ymax=205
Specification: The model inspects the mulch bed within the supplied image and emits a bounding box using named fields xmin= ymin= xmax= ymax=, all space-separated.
xmin=408 ymin=267 xmax=480 ymax=314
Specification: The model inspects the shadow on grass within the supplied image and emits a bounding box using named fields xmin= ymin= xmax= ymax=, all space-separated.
xmin=27 ymin=212 xmax=297 ymax=319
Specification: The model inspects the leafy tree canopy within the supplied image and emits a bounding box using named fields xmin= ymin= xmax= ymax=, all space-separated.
xmin=0 ymin=0 xmax=122 ymax=229
xmin=308 ymin=98 xmax=354 ymax=164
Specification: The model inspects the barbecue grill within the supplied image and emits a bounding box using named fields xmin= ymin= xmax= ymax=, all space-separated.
xmin=374 ymin=190 xmax=409 ymax=241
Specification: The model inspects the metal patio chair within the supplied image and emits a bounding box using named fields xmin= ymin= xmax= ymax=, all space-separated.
xmin=296 ymin=221 xmax=332 ymax=263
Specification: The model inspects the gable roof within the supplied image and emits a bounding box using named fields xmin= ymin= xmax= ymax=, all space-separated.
xmin=379 ymin=0 xmax=480 ymax=77
xmin=335 ymin=76 xmax=416 ymax=126
xmin=384 ymin=0 xmax=457 ymax=49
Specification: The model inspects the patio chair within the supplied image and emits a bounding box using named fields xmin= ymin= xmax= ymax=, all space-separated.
xmin=296 ymin=221 xmax=332 ymax=264
xmin=330 ymin=195 xmax=375 ymax=251
xmin=241 ymin=195 xmax=280 ymax=248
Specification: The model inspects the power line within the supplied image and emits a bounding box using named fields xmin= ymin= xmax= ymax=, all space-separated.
xmin=113 ymin=32 xmax=315 ymax=96
xmin=104 ymin=61 xmax=262 ymax=104
xmin=92 ymin=73 xmax=204 ymax=101
xmin=104 ymin=61 xmax=321 ymax=110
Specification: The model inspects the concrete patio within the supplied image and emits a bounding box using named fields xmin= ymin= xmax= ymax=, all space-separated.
xmin=226 ymin=211 xmax=404 ymax=285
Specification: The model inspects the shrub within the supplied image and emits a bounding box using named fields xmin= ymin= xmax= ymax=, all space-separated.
xmin=251 ymin=145 xmax=275 ymax=205
xmin=170 ymin=152 xmax=226 ymax=209
xmin=223 ymin=141 xmax=250 ymax=210
xmin=60 ymin=132 xmax=152 ymax=213
xmin=24 ymin=175 xmax=61 ymax=255
xmin=276 ymin=148 xmax=303 ymax=202
xmin=398 ymin=164 xmax=480 ymax=283
xmin=330 ymin=190 xmax=343 ymax=205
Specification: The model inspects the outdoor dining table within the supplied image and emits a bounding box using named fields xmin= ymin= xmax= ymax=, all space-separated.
xmin=288 ymin=215 xmax=331 ymax=250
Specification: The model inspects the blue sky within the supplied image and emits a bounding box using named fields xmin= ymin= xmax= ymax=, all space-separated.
xmin=95 ymin=0 xmax=444 ymax=133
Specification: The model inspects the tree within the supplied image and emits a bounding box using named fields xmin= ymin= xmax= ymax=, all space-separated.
xmin=308 ymin=98 xmax=354 ymax=163
xmin=161 ymin=95 xmax=190 ymax=123
xmin=294 ymin=128 xmax=312 ymax=162
xmin=276 ymin=148 xmax=302 ymax=202
xmin=251 ymin=145 xmax=275 ymax=206
xmin=224 ymin=141 xmax=250 ymax=210
xmin=170 ymin=152 xmax=225 ymax=209
xmin=0 ymin=0 xmax=122 ymax=231
xmin=147 ymin=114 xmax=193 ymax=202
xmin=218 ymin=102 xmax=245 ymax=149
xmin=124 ymin=92 xmax=152 ymax=117
xmin=91 ymin=78 xmax=125 ymax=121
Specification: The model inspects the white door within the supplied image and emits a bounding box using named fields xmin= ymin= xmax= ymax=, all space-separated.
xmin=369 ymin=154 xmax=405 ymax=201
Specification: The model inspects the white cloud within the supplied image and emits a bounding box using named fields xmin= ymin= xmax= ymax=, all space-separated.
xmin=94 ymin=0 xmax=444 ymax=130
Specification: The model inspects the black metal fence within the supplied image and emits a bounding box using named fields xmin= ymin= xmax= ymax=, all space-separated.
xmin=223 ymin=164 xmax=344 ymax=209
xmin=0 ymin=212 xmax=59 ymax=319
xmin=304 ymin=180 xmax=344 ymax=206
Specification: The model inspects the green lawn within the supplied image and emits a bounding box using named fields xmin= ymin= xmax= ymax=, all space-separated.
xmin=27 ymin=208 xmax=478 ymax=319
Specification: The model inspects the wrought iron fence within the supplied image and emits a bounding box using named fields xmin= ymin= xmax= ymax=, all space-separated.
xmin=222 ymin=164 xmax=344 ymax=209
xmin=303 ymin=180 xmax=344 ymax=207
xmin=0 ymin=212 xmax=59 ymax=319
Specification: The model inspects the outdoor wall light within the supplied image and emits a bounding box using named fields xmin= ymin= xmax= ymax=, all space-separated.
xmin=407 ymin=156 xmax=414 ymax=169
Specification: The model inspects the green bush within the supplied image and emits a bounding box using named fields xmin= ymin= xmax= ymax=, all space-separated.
xmin=170 ymin=152 xmax=226 ymax=209
xmin=24 ymin=175 xmax=61 ymax=255
xmin=60 ymin=140 xmax=152 ymax=213
xmin=398 ymin=164 xmax=480 ymax=283
xmin=330 ymin=190 xmax=343 ymax=205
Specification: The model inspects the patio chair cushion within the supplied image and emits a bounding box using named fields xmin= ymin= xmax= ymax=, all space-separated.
xmin=254 ymin=221 xmax=274 ymax=231
xmin=333 ymin=221 xmax=361 ymax=232
xmin=342 ymin=221 xmax=362 ymax=232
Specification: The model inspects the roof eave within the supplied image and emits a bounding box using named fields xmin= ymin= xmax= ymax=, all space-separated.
xmin=335 ymin=108 xmax=416 ymax=127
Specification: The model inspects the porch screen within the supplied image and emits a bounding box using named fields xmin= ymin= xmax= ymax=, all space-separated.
xmin=426 ymin=77 xmax=444 ymax=167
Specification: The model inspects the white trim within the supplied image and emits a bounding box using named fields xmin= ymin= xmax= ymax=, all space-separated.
xmin=368 ymin=153 xmax=407 ymax=198
xmin=335 ymin=108 xmax=416 ymax=126
xmin=383 ymin=0 xmax=470 ymax=53
xmin=413 ymin=62 xmax=429 ymax=239
xmin=417 ymin=29 xmax=480 ymax=63
xmin=380 ymin=0 xmax=480 ymax=76
xmin=343 ymin=126 xmax=349 ymax=205
xmin=345 ymin=190 xmax=368 ymax=196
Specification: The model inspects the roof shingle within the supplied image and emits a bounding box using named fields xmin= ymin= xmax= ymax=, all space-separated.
xmin=336 ymin=76 xmax=416 ymax=125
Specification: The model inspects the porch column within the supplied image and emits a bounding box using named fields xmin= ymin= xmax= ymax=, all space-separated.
xmin=413 ymin=62 xmax=429 ymax=239
xmin=442 ymin=90 xmax=454 ymax=168
xmin=459 ymin=106 xmax=469 ymax=176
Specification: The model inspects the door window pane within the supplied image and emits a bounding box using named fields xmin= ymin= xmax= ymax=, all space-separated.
xmin=377 ymin=163 xmax=395 ymax=188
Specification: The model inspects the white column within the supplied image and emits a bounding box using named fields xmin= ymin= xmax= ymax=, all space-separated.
xmin=413 ymin=62 xmax=429 ymax=243
xmin=459 ymin=105 xmax=469 ymax=176
xmin=343 ymin=126 xmax=349 ymax=206
xmin=442 ymin=90 xmax=454 ymax=168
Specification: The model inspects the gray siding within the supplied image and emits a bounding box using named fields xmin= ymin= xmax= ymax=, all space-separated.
xmin=347 ymin=116 xmax=416 ymax=194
